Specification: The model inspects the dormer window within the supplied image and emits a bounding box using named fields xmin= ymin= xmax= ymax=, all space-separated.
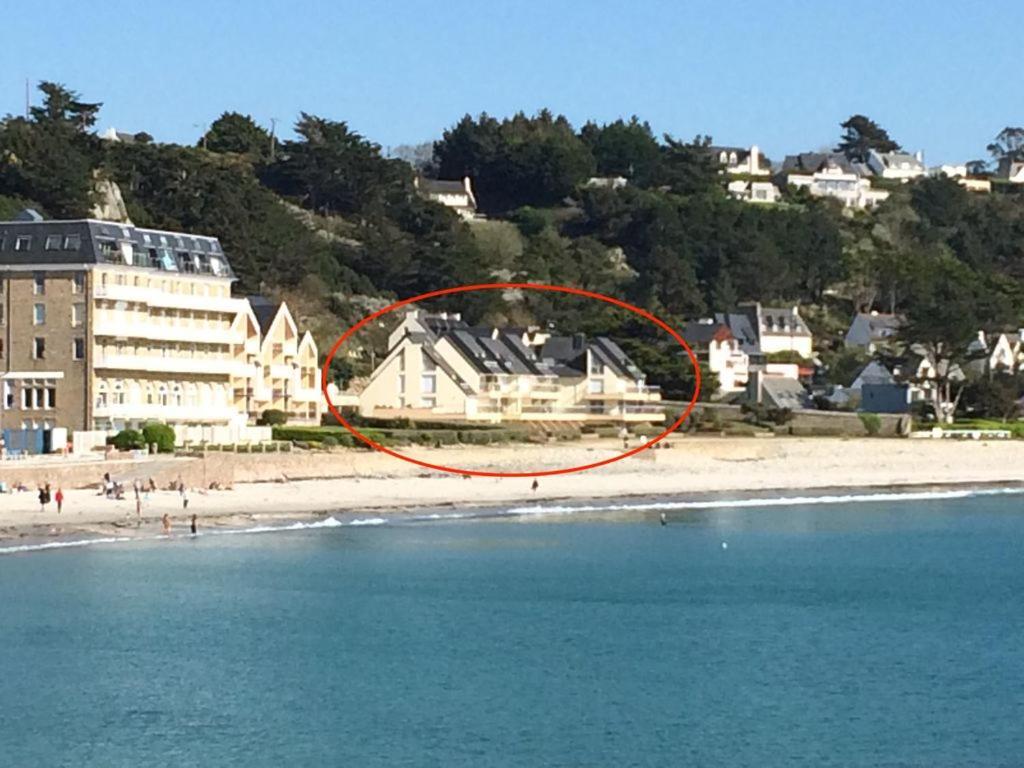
xmin=15 ymin=236 xmax=32 ymax=251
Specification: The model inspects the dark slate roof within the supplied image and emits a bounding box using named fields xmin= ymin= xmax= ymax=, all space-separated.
xmin=414 ymin=316 xmax=646 ymax=381
xmin=780 ymin=152 xmax=857 ymax=175
xmin=714 ymin=311 xmax=759 ymax=353
xmin=589 ymin=336 xmax=643 ymax=379
xmin=0 ymin=213 xmax=233 ymax=277
xmin=759 ymin=306 xmax=812 ymax=336
xmin=852 ymin=360 xmax=896 ymax=388
xmin=762 ymin=378 xmax=812 ymax=410
xmin=247 ymin=296 xmax=281 ymax=336
xmin=682 ymin=320 xmax=733 ymax=347
xmin=846 ymin=312 xmax=902 ymax=346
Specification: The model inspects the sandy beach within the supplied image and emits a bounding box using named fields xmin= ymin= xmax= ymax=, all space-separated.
xmin=2 ymin=435 xmax=1024 ymax=544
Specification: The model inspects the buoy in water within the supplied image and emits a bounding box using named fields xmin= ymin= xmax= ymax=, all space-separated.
xmin=721 ymin=541 xmax=728 ymax=550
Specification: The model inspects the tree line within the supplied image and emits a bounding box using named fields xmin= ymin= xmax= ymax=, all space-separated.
xmin=3 ymin=83 xmax=1024 ymax=405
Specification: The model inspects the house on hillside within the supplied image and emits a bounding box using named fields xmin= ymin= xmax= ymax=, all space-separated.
xmin=930 ymin=164 xmax=993 ymax=193
xmin=715 ymin=303 xmax=814 ymax=364
xmin=710 ymin=145 xmax=772 ymax=176
xmin=727 ymin=179 xmax=782 ymax=204
xmin=778 ymin=153 xmax=889 ymax=209
xmin=865 ymin=149 xmax=927 ymax=181
xmin=357 ymin=311 xmax=663 ymax=424
xmin=414 ymin=176 xmax=478 ymax=219
xmin=964 ymin=330 xmax=1023 ymax=377
xmin=681 ymin=319 xmax=749 ymax=393
xmin=995 ymin=158 xmax=1024 ymax=184
xmin=845 ymin=311 xmax=902 ymax=353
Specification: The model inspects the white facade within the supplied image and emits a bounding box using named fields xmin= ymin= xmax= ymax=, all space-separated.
xmin=728 ymin=179 xmax=781 ymax=204
xmin=866 ymin=150 xmax=927 ymax=181
xmin=786 ymin=165 xmax=890 ymax=209
xmin=706 ymin=337 xmax=749 ymax=392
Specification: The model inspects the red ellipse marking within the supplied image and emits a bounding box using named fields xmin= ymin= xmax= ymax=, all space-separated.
xmin=320 ymin=283 xmax=701 ymax=478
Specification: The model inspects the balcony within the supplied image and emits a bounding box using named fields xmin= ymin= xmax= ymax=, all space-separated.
xmin=93 ymin=352 xmax=251 ymax=376
xmin=93 ymin=317 xmax=240 ymax=345
xmin=93 ymin=284 xmax=246 ymax=314
xmin=584 ymin=383 xmax=662 ymax=401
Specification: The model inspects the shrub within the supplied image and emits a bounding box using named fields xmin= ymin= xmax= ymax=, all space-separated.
xmin=859 ymin=412 xmax=882 ymax=436
xmin=321 ymin=435 xmax=339 ymax=447
xmin=109 ymin=429 xmax=145 ymax=451
xmin=258 ymin=409 xmax=289 ymax=426
xmin=142 ymin=422 xmax=177 ymax=453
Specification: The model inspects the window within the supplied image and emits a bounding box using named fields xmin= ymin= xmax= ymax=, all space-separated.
xmin=588 ymin=379 xmax=605 ymax=394
xmin=64 ymin=234 xmax=81 ymax=251
xmin=3 ymin=381 xmax=12 ymax=408
xmin=72 ymin=303 xmax=84 ymax=326
xmin=420 ymin=374 xmax=437 ymax=394
xmin=33 ymin=337 xmax=45 ymax=359
xmin=44 ymin=234 xmax=62 ymax=251
xmin=0 ymin=338 xmax=4 ymax=358
xmin=33 ymin=303 xmax=45 ymax=325
xmin=73 ymin=338 xmax=84 ymax=360
xmin=33 ymin=272 xmax=45 ymax=294
xmin=45 ymin=387 xmax=56 ymax=409
xmin=72 ymin=273 xmax=85 ymax=293
xmin=15 ymin=236 xmax=32 ymax=251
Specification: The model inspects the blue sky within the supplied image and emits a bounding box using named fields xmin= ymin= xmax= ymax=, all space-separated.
xmin=0 ymin=1 xmax=1016 ymax=164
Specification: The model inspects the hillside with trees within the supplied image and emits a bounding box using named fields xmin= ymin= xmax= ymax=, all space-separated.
xmin=4 ymin=82 xmax=1024 ymax=405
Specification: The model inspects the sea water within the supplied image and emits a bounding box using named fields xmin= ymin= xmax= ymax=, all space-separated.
xmin=2 ymin=489 xmax=1023 ymax=767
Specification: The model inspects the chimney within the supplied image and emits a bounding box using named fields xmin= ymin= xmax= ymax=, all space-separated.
xmin=749 ymin=370 xmax=764 ymax=404
xmin=463 ymin=176 xmax=472 ymax=194
xmin=750 ymin=144 xmax=760 ymax=174
xmin=572 ymin=333 xmax=585 ymax=351
xmin=915 ymin=150 xmax=924 ymax=164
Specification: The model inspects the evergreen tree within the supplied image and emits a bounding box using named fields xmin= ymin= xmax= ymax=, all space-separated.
xmin=836 ymin=114 xmax=901 ymax=162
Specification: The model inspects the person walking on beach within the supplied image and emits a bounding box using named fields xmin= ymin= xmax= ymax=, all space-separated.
xmin=55 ymin=487 xmax=64 ymax=515
xmin=135 ymin=495 xmax=142 ymax=525
xmin=182 ymin=487 xmax=189 ymax=511
xmin=531 ymin=479 xmax=539 ymax=492
xmin=38 ymin=486 xmax=47 ymax=513
xmin=190 ymin=514 xmax=197 ymax=535
xmin=162 ymin=513 xmax=171 ymax=535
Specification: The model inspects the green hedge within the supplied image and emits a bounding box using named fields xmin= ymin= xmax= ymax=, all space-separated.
xmin=109 ymin=428 xmax=145 ymax=451
xmin=142 ymin=422 xmax=176 ymax=453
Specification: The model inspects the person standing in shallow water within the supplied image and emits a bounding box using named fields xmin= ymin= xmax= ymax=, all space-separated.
xmin=190 ymin=514 xmax=197 ymax=535
xmin=162 ymin=513 xmax=171 ymax=535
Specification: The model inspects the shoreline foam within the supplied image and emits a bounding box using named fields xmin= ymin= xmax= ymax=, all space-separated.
xmin=4 ymin=482 xmax=1023 ymax=556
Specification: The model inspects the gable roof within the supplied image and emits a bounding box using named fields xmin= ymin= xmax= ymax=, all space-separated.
xmin=247 ymin=295 xmax=282 ymax=336
xmin=781 ymin=152 xmax=863 ymax=176
xmin=404 ymin=314 xmax=646 ymax=381
xmin=851 ymin=360 xmax=896 ymax=389
xmin=762 ymin=378 xmax=811 ymax=410
xmin=682 ymin=320 xmax=735 ymax=347
xmin=846 ymin=313 xmax=902 ymax=346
